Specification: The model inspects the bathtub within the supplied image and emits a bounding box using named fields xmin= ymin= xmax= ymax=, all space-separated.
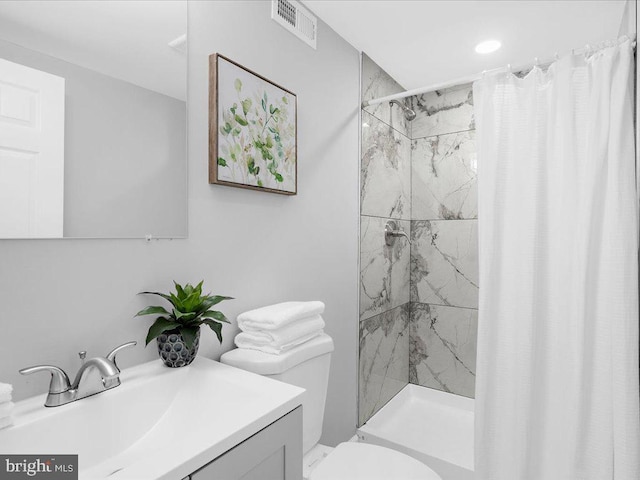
xmin=357 ymin=384 xmax=474 ymax=480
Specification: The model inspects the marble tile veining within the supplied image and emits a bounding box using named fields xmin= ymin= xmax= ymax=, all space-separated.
xmin=411 ymin=83 xmax=474 ymax=139
xmin=361 ymin=112 xmax=411 ymax=220
xmin=412 ymin=130 xmax=477 ymax=220
xmin=360 ymin=215 xmax=410 ymax=320
xmin=362 ymin=53 xmax=410 ymax=137
xmin=410 ymin=220 xmax=479 ymax=308
xmin=359 ymin=303 xmax=410 ymax=426
xmin=409 ymin=303 xmax=477 ymax=398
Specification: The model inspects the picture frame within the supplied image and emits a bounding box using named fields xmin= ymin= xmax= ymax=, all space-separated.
xmin=209 ymin=53 xmax=298 ymax=195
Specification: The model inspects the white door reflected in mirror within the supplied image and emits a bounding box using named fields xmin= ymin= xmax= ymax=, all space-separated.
xmin=0 ymin=58 xmax=64 ymax=238
xmin=0 ymin=0 xmax=187 ymax=240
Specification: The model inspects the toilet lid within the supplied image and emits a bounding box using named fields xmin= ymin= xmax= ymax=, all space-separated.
xmin=309 ymin=442 xmax=442 ymax=480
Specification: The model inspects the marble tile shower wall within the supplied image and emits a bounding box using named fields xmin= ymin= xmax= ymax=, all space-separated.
xmin=409 ymin=84 xmax=479 ymax=399
xmin=359 ymin=54 xmax=411 ymax=426
xmin=358 ymin=56 xmax=479 ymax=426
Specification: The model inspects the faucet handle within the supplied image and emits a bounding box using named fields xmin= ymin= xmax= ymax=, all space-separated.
xmin=19 ymin=365 xmax=71 ymax=394
xmin=106 ymin=341 xmax=137 ymax=369
xmin=384 ymin=220 xmax=412 ymax=246
xmin=78 ymin=351 xmax=87 ymax=364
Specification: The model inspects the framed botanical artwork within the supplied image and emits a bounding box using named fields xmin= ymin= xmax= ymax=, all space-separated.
xmin=209 ymin=53 xmax=297 ymax=195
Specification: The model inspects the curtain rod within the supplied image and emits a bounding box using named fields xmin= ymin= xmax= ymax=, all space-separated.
xmin=361 ymin=37 xmax=636 ymax=108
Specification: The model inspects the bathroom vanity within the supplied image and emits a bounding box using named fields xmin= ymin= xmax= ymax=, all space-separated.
xmin=0 ymin=358 xmax=304 ymax=479
xmin=189 ymin=407 xmax=302 ymax=480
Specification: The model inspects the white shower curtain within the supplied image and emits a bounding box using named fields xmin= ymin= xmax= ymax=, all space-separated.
xmin=474 ymin=37 xmax=640 ymax=480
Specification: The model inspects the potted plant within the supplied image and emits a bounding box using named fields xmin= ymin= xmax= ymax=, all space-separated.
xmin=136 ymin=281 xmax=233 ymax=367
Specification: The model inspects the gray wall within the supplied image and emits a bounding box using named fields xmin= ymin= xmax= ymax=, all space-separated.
xmin=0 ymin=1 xmax=360 ymax=446
xmin=0 ymin=39 xmax=187 ymax=238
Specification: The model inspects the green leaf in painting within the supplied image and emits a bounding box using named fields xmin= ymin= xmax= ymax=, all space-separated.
xmin=242 ymin=99 xmax=252 ymax=116
xmin=234 ymin=78 xmax=242 ymax=92
xmin=275 ymin=173 xmax=284 ymax=182
xmin=247 ymin=158 xmax=256 ymax=174
xmin=218 ymin=157 xmax=227 ymax=167
xmin=235 ymin=114 xmax=248 ymax=126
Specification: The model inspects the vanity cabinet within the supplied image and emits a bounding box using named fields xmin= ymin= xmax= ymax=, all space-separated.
xmin=190 ymin=406 xmax=302 ymax=480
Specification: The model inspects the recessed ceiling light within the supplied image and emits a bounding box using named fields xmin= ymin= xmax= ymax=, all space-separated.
xmin=475 ymin=40 xmax=501 ymax=54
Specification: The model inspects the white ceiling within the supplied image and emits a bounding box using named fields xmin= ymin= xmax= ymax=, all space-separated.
xmin=304 ymin=0 xmax=628 ymax=90
xmin=0 ymin=1 xmax=187 ymax=100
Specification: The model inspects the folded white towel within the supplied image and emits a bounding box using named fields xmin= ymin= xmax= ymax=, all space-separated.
xmin=238 ymin=315 xmax=326 ymax=346
xmin=0 ymin=383 xmax=12 ymax=404
xmin=0 ymin=415 xmax=13 ymax=430
xmin=237 ymin=301 xmax=325 ymax=331
xmin=235 ymin=330 xmax=324 ymax=355
xmin=0 ymin=402 xmax=14 ymax=418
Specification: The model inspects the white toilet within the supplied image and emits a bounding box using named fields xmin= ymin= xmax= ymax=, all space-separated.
xmin=220 ymin=333 xmax=442 ymax=480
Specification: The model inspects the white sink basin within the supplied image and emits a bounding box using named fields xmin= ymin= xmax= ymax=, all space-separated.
xmin=0 ymin=357 xmax=304 ymax=479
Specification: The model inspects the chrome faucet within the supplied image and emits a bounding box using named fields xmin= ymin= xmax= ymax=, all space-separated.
xmin=19 ymin=341 xmax=136 ymax=407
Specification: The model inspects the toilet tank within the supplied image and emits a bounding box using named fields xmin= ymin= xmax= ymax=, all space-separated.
xmin=220 ymin=334 xmax=334 ymax=454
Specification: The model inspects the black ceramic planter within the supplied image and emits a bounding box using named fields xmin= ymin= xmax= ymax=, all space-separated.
xmin=157 ymin=328 xmax=200 ymax=367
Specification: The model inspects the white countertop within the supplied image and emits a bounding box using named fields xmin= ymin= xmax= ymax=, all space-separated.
xmin=0 ymin=357 xmax=305 ymax=479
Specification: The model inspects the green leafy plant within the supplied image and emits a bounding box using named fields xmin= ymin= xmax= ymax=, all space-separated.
xmin=136 ymin=281 xmax=233 ymax=349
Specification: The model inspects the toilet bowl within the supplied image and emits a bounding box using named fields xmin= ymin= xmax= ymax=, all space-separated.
xmin=220 ymin=333 xmax=441 ymax=480
xmin=308 ymin=442 xmax=440 ymax=480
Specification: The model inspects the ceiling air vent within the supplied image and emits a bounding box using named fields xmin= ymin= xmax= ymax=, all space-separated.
xmin=271 ymin=0 xmax=317 ymax=50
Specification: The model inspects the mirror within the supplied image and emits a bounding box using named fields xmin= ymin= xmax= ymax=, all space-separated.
xmin=0 ymin=1 xmax=187 ymax=239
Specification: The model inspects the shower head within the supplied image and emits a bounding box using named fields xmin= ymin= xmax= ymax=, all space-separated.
xmin=389 ymin=99 xmax=416 ymax=121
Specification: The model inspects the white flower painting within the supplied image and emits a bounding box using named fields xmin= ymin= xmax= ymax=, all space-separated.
xmin=210 ymin=54 xmax=297 ymax=195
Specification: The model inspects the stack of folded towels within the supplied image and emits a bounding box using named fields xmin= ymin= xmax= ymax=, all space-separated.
xmin=0 ymin=383 xmax=13 ymax=430
xmin=235 ymin=301 xmax=325 ymax=355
